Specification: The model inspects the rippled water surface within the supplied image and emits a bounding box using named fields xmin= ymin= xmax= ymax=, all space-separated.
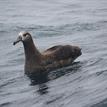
xmin=0 ymin=0 xmax=107 ymax=107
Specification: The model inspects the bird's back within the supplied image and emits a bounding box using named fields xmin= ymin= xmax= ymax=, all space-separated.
xmin=42 ymin=45 xmax=81 ymax=61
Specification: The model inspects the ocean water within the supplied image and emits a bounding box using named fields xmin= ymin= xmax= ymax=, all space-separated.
xmin=0 ymin=0 xmax=107 ymax=107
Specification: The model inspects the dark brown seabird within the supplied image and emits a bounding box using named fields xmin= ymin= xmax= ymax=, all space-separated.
xmin=13 ymin=31 xmax=82 ymax=74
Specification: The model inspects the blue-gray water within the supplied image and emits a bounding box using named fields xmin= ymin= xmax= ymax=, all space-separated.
xmin=0 ymin=0 xmax=107 ymax=107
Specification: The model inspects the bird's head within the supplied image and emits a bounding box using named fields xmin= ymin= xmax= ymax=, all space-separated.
xmin=13 ymin=31 xmax=32 ymax=45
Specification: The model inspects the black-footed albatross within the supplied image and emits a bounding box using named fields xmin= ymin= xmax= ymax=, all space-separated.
xmin=13 ymin=31 xmax=82 ymax=74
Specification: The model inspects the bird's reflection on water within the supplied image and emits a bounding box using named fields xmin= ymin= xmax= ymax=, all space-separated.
xmin=27 ymin=71 xmax=49 ymax=95
xmin=27 ymin=61 xmax=82 ymax=95
xmin=48 ymin=61 xmax=82 ymax=80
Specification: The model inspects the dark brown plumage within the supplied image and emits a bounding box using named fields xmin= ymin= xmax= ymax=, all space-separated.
xmin=13 ymin=31 xmax=82 ymax=74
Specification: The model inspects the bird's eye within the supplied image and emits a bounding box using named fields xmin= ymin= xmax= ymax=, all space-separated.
xmin=23 ymin=34 xmax=26 ymax=37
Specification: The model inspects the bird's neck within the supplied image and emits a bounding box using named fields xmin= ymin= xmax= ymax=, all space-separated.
xmin=23 ymin=39 xmax=42 ymax=66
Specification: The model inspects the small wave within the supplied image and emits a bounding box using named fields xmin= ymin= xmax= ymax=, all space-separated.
xmin=0 ymin=102 xmax=11 ymax=107
xmin=91 ymin=98 xmax=107 ymax=107
xmin=96 ymin=70 xmax=107 ymax=76
xmin=46 ymin=95 xmax=63 ymax=104
xmin=86 ymin=58 xmax=103 ymax=67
